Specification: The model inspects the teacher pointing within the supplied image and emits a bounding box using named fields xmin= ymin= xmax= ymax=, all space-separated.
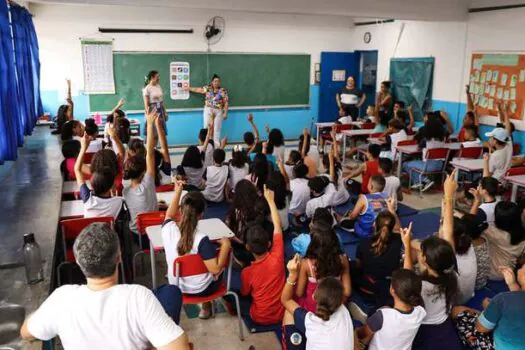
xmin=187 ymin=74 xmax=229 ymax=145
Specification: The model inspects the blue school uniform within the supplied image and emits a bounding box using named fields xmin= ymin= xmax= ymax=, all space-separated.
xmin=354 ymin=193 xmax=388 ymax=238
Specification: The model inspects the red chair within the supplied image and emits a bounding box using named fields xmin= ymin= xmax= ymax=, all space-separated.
xmin=360 ymin=122 xmax=375 ymax=130
xmin=369 ymin=132 xmax=384 ymax=138
xmin=506 ymin=167 xmax=525 ymax=176
xmin=457 ymin=146 xmax=483 ymax=159
xmin=408 ymin=148 xmax=450 ymax=195
xmin=174 ymin=251 xmax=244 ymax=341
xmin=58 ymin=217 xmax=120 ymax=285
xmin=513 ymin=144 xmax=521 ymax=156
xmin=321 ymin=123 xmax=353 ymax=153
xmin=83 ymin=152 xmax=95 ymax=164
xmin=134 ymin=211 xmax=167 ymax=276
xmin=397 ymin=139 xmax=418 ymax=147
xmin=156 ymin=184 xmax=174 ymax=193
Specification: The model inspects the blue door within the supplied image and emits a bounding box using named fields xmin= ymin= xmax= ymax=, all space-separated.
xmin=319 ymin=52 xmax=359 ymax=122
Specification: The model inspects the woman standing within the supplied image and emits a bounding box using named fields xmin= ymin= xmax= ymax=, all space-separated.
xmin=336 ymin=76 xmax=366 ymax=121
xmin=376 ymin=81 xmax=393 ymax=118
xmin=143 ymin=70 xmax=168 ymax=141
xmin=188 ymin=74 xmax=229 ymax=145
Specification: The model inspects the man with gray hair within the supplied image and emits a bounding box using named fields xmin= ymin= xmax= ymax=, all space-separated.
xmin=20 ymin=223 xmax=189 ymax=350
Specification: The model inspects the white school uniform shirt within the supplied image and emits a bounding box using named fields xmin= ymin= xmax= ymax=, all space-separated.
xmin=367 ymin=306 xmax=427 ymax=350
xmin=162 ymin=221 xmax=214 ymax=293
xmin=80 ymin=184 xmax=123 ymax=219
xmin=321 ymin=171 xmax=349 ymax=206
xmin=422 ymin=139 xmax=446 ymax=161
xmin=305 ymin=183 xmax=336 ymax=218
xmin=420 ymin=280 xmax=448 ymax=325
xmin=26 ymin=284 xmax=184 ymax=350
xmin=462 ymin=139 xmax=482 ymax=148
xmin=273 ymin=145 xmax=286 ymax=161
xmin=383 ymin=175 xmax=400 ymax=208
xmin=202 ymin=164 xmax=228 ymax=202
xmin=457 ymin=246 xmax=477 ymax=304
xmin=199 ymin=143 xmax=214 ymax=168
xmin=289 ymin=178 xmax=310 ymax=215
xmin=284 ymin=163 xmax=295 ymax=180
xmin=479 ymin=201 xmax=499 ymax=224
xmin=123 ymin=174 xmax=158 ymax=233
xmin=86 ymin=138 xmax=104 ymax=153
xmin=302 ymin=305 xmax=354 ymax=350
xmin=229 ymin=164 xmax=249 ymax=190
xmin=489 ymin=141 xmax=513 ymax=181
xmin=143 ymin=84 xmax=164 ymax=104
xmin=380 ymin=129 xmax=408 ymax=160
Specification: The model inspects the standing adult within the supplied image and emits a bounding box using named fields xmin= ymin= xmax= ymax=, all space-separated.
xmin=376 ymin=81 xmax=394 ymax=119
xmin=336 ymin=76 xmax=366 ymax=121
xmin=143 ymin=70 xmax=168 ymax=141
xmin=187 ymin=74 xmax=229 ymax=145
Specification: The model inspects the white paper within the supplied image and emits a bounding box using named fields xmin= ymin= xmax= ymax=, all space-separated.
xmin=473 ymin=59 xmax=483 ymax=71
xmin=81 ymin=40 xmax=116 ymax=94
xmin=501 ymin=73 xmax=508 ymax=86
xmin=169 ymin=62 xmax=190 ymax=100
xmin=497 ymin=87 xmax=503 ymax=99
xmin=510 ymin=88 xmax=516 ymax=100
xmin=489 ymin=85 xmax=496 ymax=97
xmin=493 ymin=71 xmax=499 ymax=83
xmin=484 ymin=84 xmax=491 ymax=94
xmin=486 ymin=70 xmax=493 ymax=82
xmin=481 ymin=71 xmax=487 ymax=83
xmin=520 ymin=70 xmax=525 ymax=83
xmin=510 ymin=101 xmax=517 ymax=113
xmin=488 ymin=98 xmax=494 ymax=110
xmin=503 ymin=89 xmax=510 ymax=101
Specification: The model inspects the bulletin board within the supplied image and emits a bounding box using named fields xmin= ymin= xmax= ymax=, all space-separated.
xmin=469 ymin=53 xmax=525 ymax=121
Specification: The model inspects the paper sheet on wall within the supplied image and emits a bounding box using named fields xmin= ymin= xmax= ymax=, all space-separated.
xmin=81 ymin=40 xmax=115 ymax=94
xmin=170 ymin=62 xmax=190 ymax=100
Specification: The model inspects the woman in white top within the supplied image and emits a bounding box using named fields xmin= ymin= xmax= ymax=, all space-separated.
xmin=403 ymin=116 xmax=447 ymax=192
xmin=162 ymin=183 xmax=231 ymax=319
xmin=143 ymin=70 xmax=168 ymax=141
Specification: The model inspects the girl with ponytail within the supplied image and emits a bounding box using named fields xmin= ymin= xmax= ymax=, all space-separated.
xmin=281 ymin=255 xmax=354 ymax=350
xmin=352 ymin=207 xmax=403 ymax=311
xmin=162 ymin=181 xmax=231 ymax=319
xmin=143 ymin=70 xmax=168 ymax=142
xmin=356 ymin=268 xmax=427 ymax=350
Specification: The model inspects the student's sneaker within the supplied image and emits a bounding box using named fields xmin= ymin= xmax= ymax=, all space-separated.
xmin=198 ymin=302 xmax=213 ymax=319
xmin=349 ymin=302 xmax=368 ymax=325
xmin=410 ymin=183 xmax=423 ymax=190
xmin=421 ymin=181 xmax=435 ymax=193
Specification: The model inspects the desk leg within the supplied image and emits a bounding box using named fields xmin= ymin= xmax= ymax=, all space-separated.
xmin=150 ymin=241 xmax=157 ymax=290
xmin=511 ymin=184 xmax=518 ymax=202
xmin=343 ymin=135 xmax=347 ymax=164
xmin=396 ymin=152 xmax=403 ymax=178
xmin=454 ymin=168 xmax=460 ymax=182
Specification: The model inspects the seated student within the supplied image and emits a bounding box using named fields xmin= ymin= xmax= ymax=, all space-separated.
xmin=284 ymin=150 xmax=302 ymax=180
xmin=123 ymin=111 xmax=159 ymax=245
xmin=460 ymin=125 xmax=482 ymax=148
xmin=368 ymin=105 xmax=388 ymax=133
xmin=20 ymin=223 xmax=189 ymax=349
xmin=128 ymin=138 xmax=146 ymax=158
xmin=266 ymin=171 xmax=290 ymax=231
xmin=295 ymin=222 xmax=351 ymax=313
xmin=379 ymin=158 xmax=402 ymax=209
xmin=202 ymin=147 xmax=229 ymax=203
xmin=461 ymin=214 xmax=490 ymax=290
xmin=379 ymin=119 xmax=408 ymax=161
xmin=458 ymin=85 xmax=480 ymax=143
xmin=469 ymin=178 xmax=499 ymax=224
xmin=403 ymin=116 xmax=447 ymax=192
xmin=281 ymin=256 xmax=354 ymax=350
xmin=90 ymin=145 xmax=124 ymax=196
xmin=241 ymin=187 xmax=285 ymax=325
xmin=482 ymin=201 xmax=525 ymax=280
xmin=103 ymin=98 xmax=125 ymax=143
xmin=244 ymin=113 xmax=262 ymax=154
xmin=53 ymin=79 xmax=74 ymax=134
xmin=484 ymin=128 xmax=513 ymax=181
xmin=61 ymin=139 xmax=90 ymax=181
xmin=162 ymin=184 xmax=231 ymax=319
xmin=299 ymin=128 xmax=319 ymax=178
xmin=344 ymin=144 xmax=382 ymax=195
xmin=61 ymin=119 xmax=84 ymax=142
xmin=198 ymin=123 xmax=214 ymax=168
xmin=154 ymin=120 xmax=173 ymax=186
xmin=356 ymin=269 xmax=426 ymax=350
xmin=246 ymin=153 xmax=269 ymax=195
xmin=277 ymin=159 xmax=310 ymax=221
xmin=452 ymin=263 xmax=525 ymax=350
xmin=176 ymin=146 xmax=204 ymax=190
xmin=84 ymin=118 xmax=104 ymax=153
xmin=268 ymin=127 xmax=286 ymax=160
xmin=321 ymin=147 xmax=350 ymax=206
xmin=401 ymin=214 xmax=463 ymax=350
xmin=351 ymin=209 xmax=402 ymax=310
xmin=292 ymin=207 xmax=342 ymax=257
xmin=340 ymin=175 xmax=389 ymax=238
xmin=75 ymin=134 xmax=124 ymax=219
xmin=414 ymin=111 xmax=453 ymax=143
xmin=305 ymin=176 xmax=336 ymax=218
xmin=228 ymin=145 xmax=249 ymax=194
xmin=262 ymin=141 xmax=278 ymax=167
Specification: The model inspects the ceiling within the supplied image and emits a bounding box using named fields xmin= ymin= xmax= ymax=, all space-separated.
xmin=28 ymin=0 xmax=475 ymax=21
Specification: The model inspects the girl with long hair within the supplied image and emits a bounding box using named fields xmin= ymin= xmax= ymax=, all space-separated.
xmin=176 ymin=145 xmax=204 ymax=190
xmin=143 ymin=70 xmax=168 ymax=142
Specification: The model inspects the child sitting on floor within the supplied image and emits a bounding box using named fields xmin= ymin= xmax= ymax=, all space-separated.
xmin=340 ymin=175 xmax=389 ymax=238
xmin=228 ymin=146 xmax=249 ymax=196
xmin=469 ymin=177 xmax=499 ymax=224
xmin=299 ymin=128 xmax=318 ymax=178
xmin=305 ymin=176 xmax=336 ymax=218
xmin=277 ymin=158 xmax=310 ymax=225
xmin=241 ymin=187 xmax=285 ymax=325
xmin=162 ymin=183 xmax=231 ymax=319
xmin=244 ymin=113 xmax=262 ymax=154
xmin=284 ymin=150 xmax=302 ymax=180
xmin=202 ymin=145 xmax=228 ymax=203
xmin=291 ymin=207 xmax=341 ymax=256
xmin=379 ymin=158 xmax=402 ymax=209
xmin=198 ymin=123 xmax=214 ymax=168
xmin=344 ymin=143 xmax=382 ymax=195
xmin=281 ymin=255 xmax=354 ymax=350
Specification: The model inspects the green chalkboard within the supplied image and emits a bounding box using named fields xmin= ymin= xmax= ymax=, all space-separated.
xmin=88 ymin=52 xmax=311 ymax=112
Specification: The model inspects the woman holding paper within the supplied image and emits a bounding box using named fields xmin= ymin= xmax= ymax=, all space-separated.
xmin=143 ymin=70 xmax=168 ymax=139
xmin=187 ymin=74 xmax=229 ymax=145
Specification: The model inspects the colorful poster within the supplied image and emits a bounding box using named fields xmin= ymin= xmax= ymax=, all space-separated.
xmin=170 ymin=62 xmax=190 ymax=100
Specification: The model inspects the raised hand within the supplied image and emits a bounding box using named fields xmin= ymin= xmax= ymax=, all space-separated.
xmin=444 ymin=169 xmax=458 ymax=198
xmin=499 ymin=266 xmax=517 ymax=287
xmin=386 ymin=197 xmax=397 ymax=213
xmin=80 ymin=133 xmax=92 ymax=149
xmin=263 ymin=185 xmax=275 ymax=204
xmin=287 ymin=254 xmax=300 ymax=275
xmin=400 ymin=222 xmax=413 ymax=247
xmin=469 ymin=184 xmax=482 ymax=203
xmin=247 ymin=113 xmax=254 ymax=122
xmin=174 ymin=180 xmax=185 ymax=194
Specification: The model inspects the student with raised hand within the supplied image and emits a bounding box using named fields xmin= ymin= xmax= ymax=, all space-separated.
xmin=75 ymin=133 xmax=124 ymax=219
xmin=299 ymin=128 xmax=318 ymax=178
xmin=469 ymin=178 xmax=499 ymax=225
xmin=241 ymin=187 xmax=286 ymax=325
xmin=202 ymin=138 xmax=229 ymax=203
xmin=281 ymin=254 xmax=354 ymax=350
xmin=243 ymin=113 xmax=262 ymax=154
xmin=20 ymin=223 xmax=190 ymax=350
xmin=154 ymin=115 xmax=173 ymax=186
xmin=458 ymin=85 xmax=480 ymax=143
xmin=483 ymin=127 xmax=513 ymax=181
xmin=344 ymin=143 xmax=382 ymax=195
xmin=356 ymin=268 xmax=426 ymax=350
xmin=278 ymin=156 xmax=310 ymax=220
xmin=198 ymin=118 xmax=214 ymax=168
xmin=61 ymin=139 xmax=90 ymax=181
xmin=162 ymin=181 xmax=231 ymax=319
xmin=123 ymin=110 xmax=160 ymax=246
xmin=53 ymin=79 xmax=74 ymax=134
xmin=322 ymin=142 xmax=349 ymax=206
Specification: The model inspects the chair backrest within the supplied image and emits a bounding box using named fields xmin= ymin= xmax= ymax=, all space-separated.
xmin=397 ymin=139 xmax=418 ymax=147
xmin=335 ymin=124 xmax=353 ymax=132
xmin=458 ymin=146 xmax=483 ymax=159
xmin=61 ymin=217 xmax=114 ymax=262
xmin=406 ymin=128 xmax=416 ymax=136
xmin=361 ymin=122 xmax=375 ymax=130
xmin=83 ymin=152 xmax=95 ymax=164
xmin=156 ymin=184 xmax=174 ymax=193
xmin=369 ymin=132 xmax=384 ymax=138
xmin=506 ymin=166 xmax=525 ymax=176
xmin=425 ymin=147 xmax=450 ymax=161
xmin=136 ymin=211 xmax=166 ymax=235
xmin=513 ymin=144 xmax=521 ymax=156
xmin=174 ymin=254 xmax=210 ymax=278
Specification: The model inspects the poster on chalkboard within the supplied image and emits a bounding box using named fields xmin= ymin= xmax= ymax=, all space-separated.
xmin=170 ymin=62 xmax=190 ymax=100
xmin=81 ymin=40 xmax=115 ymax=94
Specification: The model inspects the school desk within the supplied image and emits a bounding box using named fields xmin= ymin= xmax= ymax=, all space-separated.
xmin=60 ymin=200 xmax=84 ymax=219
xmin=341 ymin=129 xmax=377 ymax=163
xmin=395 ymin=143 xmax=462 ymax=178
xmin=145 ymin=219 xmax=235 ymax=289
xmin=504 ymin=174 xmax=525 ymax=202
xmin=155 ymin=190 xmax=188 ymax=204
xmin=450 ymin=158 xmax=484 ymax=181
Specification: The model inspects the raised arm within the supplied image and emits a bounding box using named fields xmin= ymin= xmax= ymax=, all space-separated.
xmin=281 ymin=254 xmax=301 ymax=313
xmin=330 ymin=126 xmax=341 ymax=162
xmin=503 ymin=103 xmax=512 ymax=135
xmin=110 ymin=98 xmax=125 ymax=117
xmin=145 ymin=110 xmax=159 ymax=178
xmin=440 ymin=111 xmax=454 ymax=134
xmin=407 ymin=105 xmax=415 ymax=129
xmin=496 ymin=101 xmax=506 ymax=125
xmin=483 ymin=152 xmax=491 ymax=178
xmin=156 ymin=113 xmax=171 ymax=164
xmin=276 ymin=156 xmax=290 ymax=186
xmin=328 ymin=149 xmax=336 ymax=183
xmin=264 ymin=186 xmax=282 ymax=235
xmin=65 ymin=79 xmax=74 ymax=120
xmin=441 ymin=170 xmax=457 ymax=252
xmin=188 ymin=86 xmax=206 ymax=94
xmin=247 ymin=113 xmax=260 ymax=153
xmin=166 ymin=180 xmax=184 ymax=221
xmin=220 ymin=137 xmax=228 ymax=150
xmin=466 ymin=85 xmax=478 ymax=121
xmin=386 ymin=197 xmax=401 ymax=232
xmin=300 ymin=128 xmax=309 ymax=158
xmin=401 ymin=223 xmax=413 ymax=270
xmin=107 ymin=124 xmax=125 ymax=159
xmin=74 ymin=134 xmax=90 ymax=186
xmin=469 ymin=184 xmax=483 ymax=216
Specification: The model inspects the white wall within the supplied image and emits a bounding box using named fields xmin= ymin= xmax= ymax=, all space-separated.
xmin=31 ymin=3 xmax=355 ymax=93
xmin=348 ymin=20 xmax=468 ymax=103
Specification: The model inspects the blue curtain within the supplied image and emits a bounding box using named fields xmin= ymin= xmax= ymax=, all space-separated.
xmin=390 ymin=57 xmax=435 ymax=121
xmin=0 ymin=3 xmax=43 ymax=164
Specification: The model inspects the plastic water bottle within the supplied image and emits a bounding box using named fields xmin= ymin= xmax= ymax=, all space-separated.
xmin=23 ymin=233 xmax=43 ymax=285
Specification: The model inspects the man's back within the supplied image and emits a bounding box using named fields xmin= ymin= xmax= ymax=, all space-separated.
xmin=27 ymin=284 xmax=183 ymax=350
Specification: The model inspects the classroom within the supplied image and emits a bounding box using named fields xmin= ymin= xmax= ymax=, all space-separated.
xmin=1 ymin=0 xmax=525 ymax=349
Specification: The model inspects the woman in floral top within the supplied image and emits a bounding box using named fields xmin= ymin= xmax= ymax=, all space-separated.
xmin=188 ymin=74 xmax=229 ymax=145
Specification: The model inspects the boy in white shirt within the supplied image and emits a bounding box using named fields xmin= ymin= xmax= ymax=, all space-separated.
xmin=379 ymin=158 xmax=402 ymax=210
xmin=20 ymin=223 xmax=189 ymax=350
xmin=460 ymin=125 xmax=482 ymax=148
xmin=202 ymin=146 xmax=229 ymax=202
xmin=469 ymin=177 xmax=499 ymax=224
xmin=484 ymin=128 xmax=513 ymax=181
